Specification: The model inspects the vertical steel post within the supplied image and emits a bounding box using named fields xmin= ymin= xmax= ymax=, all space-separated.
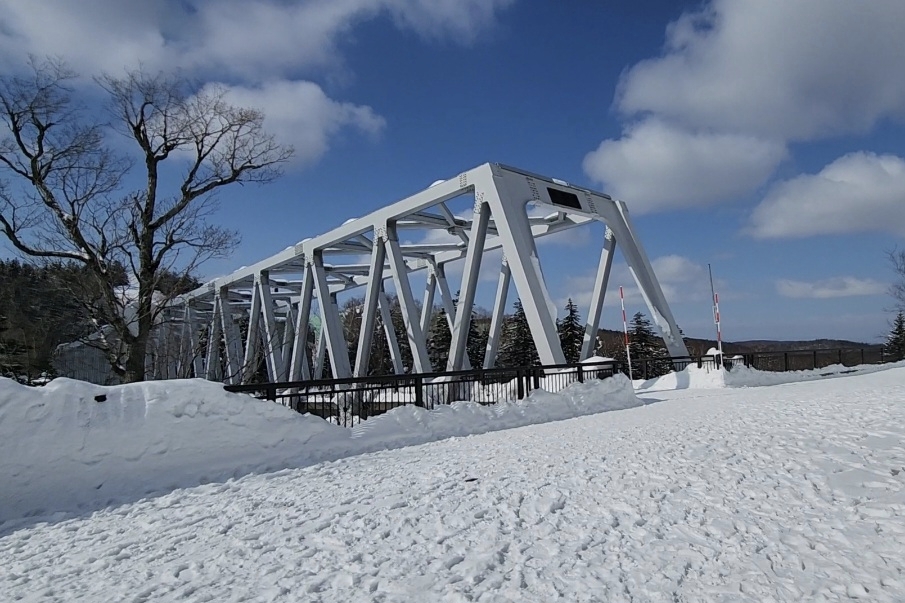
xmin=581 ymin=227 xmax=615 ymax=360
xmin=219 ymin=286 xmax=244 ymax=384
xmin=483 ymin=258 xmax=511 ymax=369
xmin=354 ymin=235 xmax=386 ymax=377
xmin=205 ymin=299 xmax=222 ymax=381
xmin=420 ymin=266 xmax=437 ymax=336
xmin=188 ymin=305 xmax=205 ymax=379
xmin=279 ymin=305 xmax=295 ymax=381
xmin=288 ymin=264 xmax=314 ymax=381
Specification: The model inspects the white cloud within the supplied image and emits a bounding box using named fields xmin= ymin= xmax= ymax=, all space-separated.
xmin=748 ymin=152 xmax=905 ymax=238
xmin=556 ymin=255 xmax=717 ymax=313
xmin=776 ymin=277 xmax=887 ymax=299
xmin=383 ymin=0 xmax=516 ymax=43
xmin=0 ymin=0 xmax=172 ymax=75
xmin=649 ymin=255 xmax=720 ymax=306
xmin=0 ymin=0 xmax=512 ymax=169
xmin=0 ymin=0 xmax=514 ymax=80
xmin=216 ymin=81 xmax=385 ymax=165
xmin=583 ymin=119 xmax=786 ymax=212
xmin=616 ymin=0 xmax=905 ymax=141
xmin=584 ymin=0 xmax=905 ymax=214
xmin=650 ymin=255 xmax=706 ymax=285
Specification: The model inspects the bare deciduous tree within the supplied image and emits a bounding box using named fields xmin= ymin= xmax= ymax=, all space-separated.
xmin=0 ymin=58 xmax=293 ymax=382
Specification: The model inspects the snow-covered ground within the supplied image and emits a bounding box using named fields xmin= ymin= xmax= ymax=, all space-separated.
xmin=0 ymin=373 xmax=638 ymax=524
xmin=2 ymin=366 xmax=905 ymax=601
xmin=635 ymin=358 xmax=905 ymax=392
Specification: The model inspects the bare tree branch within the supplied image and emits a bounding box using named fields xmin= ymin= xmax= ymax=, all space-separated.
xmin=1 ymin=59 xmax=293 ymax=382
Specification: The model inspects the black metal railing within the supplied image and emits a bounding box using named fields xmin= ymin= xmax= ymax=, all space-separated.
xmin=224 ymin=347 xmax=890 ymax=427
xmin=739 ymin=347 xmax=886 ymax=373
xmin=224 ymin=359 xmax=623 ymax=427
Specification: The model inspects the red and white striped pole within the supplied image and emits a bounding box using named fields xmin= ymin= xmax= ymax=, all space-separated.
xmin=620 ymin=286 xmax=633 ymax=380
xmin=709 ymin=264 xmax=724 ymax=369
xmin=713 ymin=291 xmax=724 ymax=367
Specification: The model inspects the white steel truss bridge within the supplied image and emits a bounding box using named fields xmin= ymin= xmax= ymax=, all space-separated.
xmin=163 ymin=163 xmax=688 ymax=384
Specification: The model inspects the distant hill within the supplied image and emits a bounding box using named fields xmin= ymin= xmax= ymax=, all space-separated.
xmin=725 ymin=338 xmax=881 ymax=353
xmin=592 ymin=328 xmax=880 ymax=357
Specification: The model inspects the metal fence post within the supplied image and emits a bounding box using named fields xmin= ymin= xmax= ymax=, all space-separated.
xmin=783 ymin=352 xmax=789 ymax=372
xmin=577 ymin=364 xmax=584 ymax=383
xmin=812 ymin=350 xmax=818 ymax=369
xmin=516 ymin=368 xmax=525 ymax=399
xmin=414 ymin=374 xmax=424 ymax=408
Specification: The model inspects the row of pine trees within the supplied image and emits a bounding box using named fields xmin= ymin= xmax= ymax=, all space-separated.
xmin=330 ymin=293 xmax=676 ymax=377
xmin=0 ymin=255 xmax=676 ymax=382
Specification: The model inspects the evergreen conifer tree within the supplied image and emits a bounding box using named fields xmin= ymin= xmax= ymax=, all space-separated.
xmin=466 ymin=311 xmax=489 ymax=369
xmin=885 ymin=311 xmax=905 ymax=362
xmin=427 ymin=308 xmax=451 ymax=371
xmin=628 ymin=311 xmax=670 ymax=378
xmin=498 ymin=299 xmax=539 ymax=368
xmin=387 ymin=298 xmax=414 ymax=373
xmin=426 ymin=292 xmax=490 ymax=371
xmin=557 ymin=298 xmax=583 ymax=364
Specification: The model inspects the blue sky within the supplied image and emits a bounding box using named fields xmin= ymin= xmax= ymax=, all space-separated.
xmin=1 ymin=0 xmax=904 ymax=343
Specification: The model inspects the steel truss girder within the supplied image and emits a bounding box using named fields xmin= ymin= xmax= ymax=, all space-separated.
xmin=173 ymin=163 xmax=688 ymax=383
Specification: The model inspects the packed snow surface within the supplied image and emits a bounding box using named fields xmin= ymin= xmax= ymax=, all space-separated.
xmin=2 ymin=366 xmax=904 ymax=601
xmin=0 ymin=374 xmax=638 ymax=524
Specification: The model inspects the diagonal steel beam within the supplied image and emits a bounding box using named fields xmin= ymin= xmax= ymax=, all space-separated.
xmin=384 ymin=223 xmax=430 ymax=373
xmin=581 ymin=227 xmax=616 ymax=360
xmin=448 ymin=198 xmax=490 ymax=371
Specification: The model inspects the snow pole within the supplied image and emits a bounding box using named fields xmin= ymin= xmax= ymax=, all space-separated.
xmin=620 ymin=286 xmax=633 ymax=380
xmin=714 ymin=292 xmax=724 ymax=365
xmin=708 ymin=264 xmax=724 ymax=368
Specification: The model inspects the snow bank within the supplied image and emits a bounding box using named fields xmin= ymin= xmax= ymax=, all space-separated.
xmin=723 ymin=359 xmax=905 ymax=387
xmin=351 ymin=375 xmax=640 ymax=447
xmin=636 ymin=359 xmax=905 ymax=392
xmin=636 ymin=364 xmax=728 ymax=391
xmin=0 ymin=373 xmax=638 ymax=524
xmin=0 ymin=378 xmax=339 ymax=524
